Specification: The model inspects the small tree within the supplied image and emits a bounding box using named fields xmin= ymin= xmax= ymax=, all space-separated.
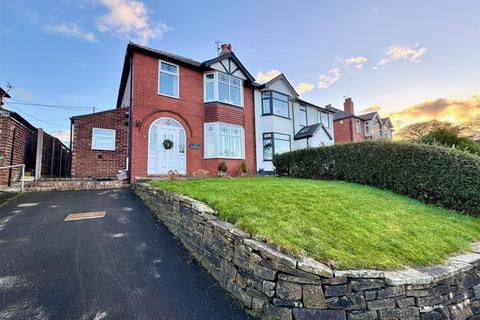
xmin=218 ymin=160 xmax=228 ymax=177
xmin=238 ymin=160 xmax=248 ymax=176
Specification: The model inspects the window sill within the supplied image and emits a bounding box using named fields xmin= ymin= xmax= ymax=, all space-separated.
xmin=204 ymin=156 xmax=245 ymax=160
xmin=261 ymin=113 xmax=291 ymax=120
xmin=158 ymin=92 xmax=180 ymax=100
xmin=204 ymin=101 xmax=244 ymax=109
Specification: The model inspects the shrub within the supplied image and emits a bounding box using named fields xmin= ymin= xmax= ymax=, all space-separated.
xmin=273 ymin=141 xmax=480 ymax=215
xmin=420 ymin=128 xmax=480 ymax=156
xmin=218 ymin=160 xmax=228 ymax=172
xmin=238 ymin=160 xmax=248 ymax=176
xmin=167 ymin=170 xmax=179 ymax=182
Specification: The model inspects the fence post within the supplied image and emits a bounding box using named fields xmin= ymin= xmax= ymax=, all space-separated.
xmin=35 ymin=129 xmax=43 ymax=180
xmin=21 ymin=164 xmax=25 ymax=191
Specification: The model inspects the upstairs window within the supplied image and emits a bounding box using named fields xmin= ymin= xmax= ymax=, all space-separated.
xmin=318 ymin=111 xmax=330 ymax=128
xmin=262 ymin=91 xmax=289 ymax=118
xmin=299 ymin=105 xmax=307 ymax=127
xmin=159 ymin=61 xmax=179 ymax=98
xmin=204 ymin=72 xmax=243 ymax=107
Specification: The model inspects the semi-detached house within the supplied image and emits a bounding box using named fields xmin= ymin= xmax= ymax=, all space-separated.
xmin=71 ymin=43 xmax=334 ymax=181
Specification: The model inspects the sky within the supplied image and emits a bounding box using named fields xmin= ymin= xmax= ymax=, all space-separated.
xmin=1 ymin=0 xmax=480 ymax=142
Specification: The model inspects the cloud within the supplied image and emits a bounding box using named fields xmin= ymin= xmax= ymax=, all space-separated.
xmin=96 ymin=0 xmax=170 ymax=44
xmin=318 ymin=68 xmax=342 ymax=89
xmin=52 ymin=131 xmax=71 ymax=145
xmin=45 ymin=23 xmax=98 ymax=42
xmin=296 ymin=82 xmax=314 ymax=94
xmin=255 ymin=69 xmax=281 ymax=83
xmin=343 ymin=56 xmax=368 ymax=69
xmin=361 ymin=105 xmax=382 ymax=113
xmin=387 ymin=92 xmax=480 ymax=129
xmin=378 ymin=45 xmax=427 ymax=66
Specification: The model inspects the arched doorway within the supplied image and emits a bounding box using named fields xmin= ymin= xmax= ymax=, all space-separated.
xmin=148 ymin=117 xmax=186 ymax=175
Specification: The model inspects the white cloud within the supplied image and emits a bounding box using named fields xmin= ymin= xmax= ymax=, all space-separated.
xmin=52 ymin=131 xmax=71 ymax=145
xmin=296 ymin=82 xmax=314 ymax=94
xmin=45 ymin=23 xmax=97 ymax=42
xmin=318 ymin=68 xmax=341 ymax=89
xmin=96 ymin=0 xmax=170 ymax=45
xmin=255 ymin=69 xmax=281 ymax=83
xmin=343 ymin=56 xmax=368 ymax=69
xmin=378 ymin=44 xmax=427 ymax=66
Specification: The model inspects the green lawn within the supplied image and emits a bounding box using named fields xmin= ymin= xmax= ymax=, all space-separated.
xmin=151 ymin=177 xmax=480 ymax=270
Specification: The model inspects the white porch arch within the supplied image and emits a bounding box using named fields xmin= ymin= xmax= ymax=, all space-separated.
xmin=148 ymin=117 xmax=186 ymax=175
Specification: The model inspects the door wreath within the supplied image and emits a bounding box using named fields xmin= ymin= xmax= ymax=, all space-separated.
xmin=163 ymin=139 xmax=174 ymax=150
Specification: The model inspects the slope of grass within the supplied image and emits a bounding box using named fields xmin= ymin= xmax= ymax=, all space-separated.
xmin=151 ymin=177 xmax=480 ymax=270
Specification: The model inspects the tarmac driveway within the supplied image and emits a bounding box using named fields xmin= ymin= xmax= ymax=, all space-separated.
xmin=0 ymin=189 xmax=251 ymax=320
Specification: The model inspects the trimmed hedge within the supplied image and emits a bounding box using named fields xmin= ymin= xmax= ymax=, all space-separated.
xmin=273 ymin=141 xmax=480 ymax=216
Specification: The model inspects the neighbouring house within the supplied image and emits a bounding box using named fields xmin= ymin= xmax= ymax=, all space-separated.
xmin=254 ymin=74 xmax=334 ymax=173
xmin=326 ymin=97 xmax=394 ymax=143
xmin=71 ymin=42 xmax=257 ymax=181
xmin=0 ymin=87 xmax=70 ymax=187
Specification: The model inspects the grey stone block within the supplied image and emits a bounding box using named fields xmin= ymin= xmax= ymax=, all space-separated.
xmin=348 ymin=310 xmax=378 ymax=320
xmin=395 ymin=297 xmax=415 ymax=308
xmin=253 ymin=263 xmax=277 ymax=280
xmin=367 ymin=298 xmax=395 ymax=310
xmin=278 ymin=273 xmax=321 ymax=285
xmin=293 ymin=308 xmax=346 ymax=320
xmin=351 ymin=279 xmax=386 ymax=292
xmin=298 ymin=256 xmax=333 ymax=278
xmin=276 ymin=280 xmax=302 ymax=301
xmin=376 ymin=286 xmax=405 ymax=299
xmin=327 ymin=293 xmax=366 ymax=311
xmin=244 ymin=239 xmax=296 ymax=268
xmin=324 ymin=277 xmax=348 ymax=285
xmin=303 ymin=285 xmax=327 ymax=309
xmin=378 ymin=306 xmax=419 ymax=320
xmin=263 ymin=304 xmax=293 ymax=320
xmin=448 ymin=300 xmax=473 ymax=320
xmin=325 ymin=284 xmax=349 ymax=297
xmin=273 ymin=298 xmax=303 ymax=308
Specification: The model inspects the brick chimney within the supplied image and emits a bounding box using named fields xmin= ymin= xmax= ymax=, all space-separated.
xmin=344 ymin=97 xmax=354 ymax=115
xmin=0 ymin=87 xmax=11 ymax=110
xmin=219 ymin=43 xmax=232 ymax=56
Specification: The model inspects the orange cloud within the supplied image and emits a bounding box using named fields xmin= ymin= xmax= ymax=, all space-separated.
xmin=361 ymin=105 xmax=381 ymax=113
xmin=386 ymin=92 xmax=480 ymax=129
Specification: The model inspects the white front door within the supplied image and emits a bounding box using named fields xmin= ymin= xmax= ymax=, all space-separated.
xmin=148 ymin=118 xmax=186 ymax=175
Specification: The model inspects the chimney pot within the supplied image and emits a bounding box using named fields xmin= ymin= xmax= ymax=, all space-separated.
xmin=220 ymin=43 xmax=232 ymax=55
xmin=344 ymin=97 xmax=354 ymax=115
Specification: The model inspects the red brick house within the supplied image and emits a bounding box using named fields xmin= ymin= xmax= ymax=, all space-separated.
xmin=326 ymin=98 xmax=393 ymax=143
xmin=71 ymin=43 xmax=257 ymax=182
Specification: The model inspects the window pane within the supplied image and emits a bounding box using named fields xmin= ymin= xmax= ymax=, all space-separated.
xmin=321 ymin=112 xmax=329 ymax=127
xmin=230 ymin=77 xmax=241 ymax=87
xmin=275 ymin=133 xmax=290 ymax=141
xmin=299 ymin=107 xmax=307 ymax=126
xmin=149 ymin=127 xmax=157 ymax=150
xmin=263 ymin=138 xmax=273 ymax=160
xmin=219 ymin=74 xmax=229 ymax=83
xmin=206 ymin=82 xmax=214 ymax=101
xmin=206 ymin=73 xmax=214 ymax=80
xmin=205 ymin=134 xmax=216 ymax=157
xmin=262 ymin=97 xmax=271 ymax=114
xmin=272 ymin=92 xmax=288 ymax=102
xmin=178 ymin=130 xmax=185 ymax=154
xmin=160 ymin=72 xmax=178 ymax=96
xmin=219 ymin=82 xmax=229 ymax=102
xmin=273 ymin=99 xmax=288 ymax=117
xmin=161 ymin=62 xmax=177 ymax=74
xmin=274 ymin=139 xmax=290 ymax=155
xmin=231 ymin=86 xmax=241 ymax=105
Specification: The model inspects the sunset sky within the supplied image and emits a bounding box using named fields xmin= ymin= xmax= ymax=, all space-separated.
xmin=1 ymin=0 xmax=479 ymax=141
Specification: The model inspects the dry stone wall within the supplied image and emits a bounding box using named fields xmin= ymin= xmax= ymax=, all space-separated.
xmin=134 ymin=183 xmax=480 ymax=320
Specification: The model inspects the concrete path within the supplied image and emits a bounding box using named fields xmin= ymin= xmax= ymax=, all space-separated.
xmin=0 ymin=189 xmax=251 ymax=320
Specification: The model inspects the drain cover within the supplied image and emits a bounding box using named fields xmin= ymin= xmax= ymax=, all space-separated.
xmin=64 ymin=211 xmax=106 ymax=221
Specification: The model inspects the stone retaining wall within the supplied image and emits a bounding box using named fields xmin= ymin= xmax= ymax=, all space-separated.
xmin=26 ymin=179 xmax=129 ymax=191
xmin=134 ymin=183 xmax=480 ymax=320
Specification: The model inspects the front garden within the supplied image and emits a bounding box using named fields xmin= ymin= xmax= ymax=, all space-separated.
xmin=151 ymin=177 xmax=480 ymax=270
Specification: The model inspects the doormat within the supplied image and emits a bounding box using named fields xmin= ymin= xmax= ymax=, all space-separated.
xmin=64 ymin=211 xmax=106 ymax=221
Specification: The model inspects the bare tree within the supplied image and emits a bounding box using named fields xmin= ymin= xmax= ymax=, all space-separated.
xmin=462 ymin=114 xmax=480 ymax=141
xmin=397 ymin=120 xmax=458 ymax=141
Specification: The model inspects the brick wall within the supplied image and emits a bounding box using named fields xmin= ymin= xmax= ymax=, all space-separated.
xmin=130 ymin=51 xmax=256 ymax=181
xmin=71 ymin=108 xmax=128 ymax=178
xmin=0 ymin=115 xmax=37 ymax=186
xmin=333 ymin=117 xmax=365 ymax=143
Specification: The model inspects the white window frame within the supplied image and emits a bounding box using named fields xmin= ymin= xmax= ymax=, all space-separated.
xmin=92 ymin=128 xmax=115 ymax=151
xmin=203 ymin=71 xmax=244 ymax=107
xmin=365 ymin=121 xmax=372 ymax=136
xmin=204 ymin=122 xmax=245 ymax=159
xmin=158 ymin=60 xmax=180 ymax=99
xmin=356 ymin=119 xmax=362 ymax=134
xmin=299 ymin=105 xmax=307 ymax=127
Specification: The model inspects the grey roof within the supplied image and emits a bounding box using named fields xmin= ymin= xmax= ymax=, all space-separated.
xmin=357 ymin=112 xmax=378 ymax=121
xmin=325 ymin=105 xmax=356 ymax=121
xmin=294 ymin=123 xmax=333 ymax=141
xmin=382 ymin=117 xmax=393 ymax=127
xmin=128 ymin=42 xmax=203 ymax=67
xmin=297 ymin=98 xmax=334 ymax=113
xmin=260 ymin=73 xmax=299 ymax=97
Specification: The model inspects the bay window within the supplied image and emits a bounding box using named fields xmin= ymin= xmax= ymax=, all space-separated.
xmin=204 ymin=72 xmax=243 ymax=107
xmin=158 ymin=60 xmax=179 ymax=98
xmin=262 ymin=91 xmax=289 ymax=118
xmin=204 ymin=122 xmax=245 ymax=159
xmin=263 ymin=132 xmax=291 ymax=161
